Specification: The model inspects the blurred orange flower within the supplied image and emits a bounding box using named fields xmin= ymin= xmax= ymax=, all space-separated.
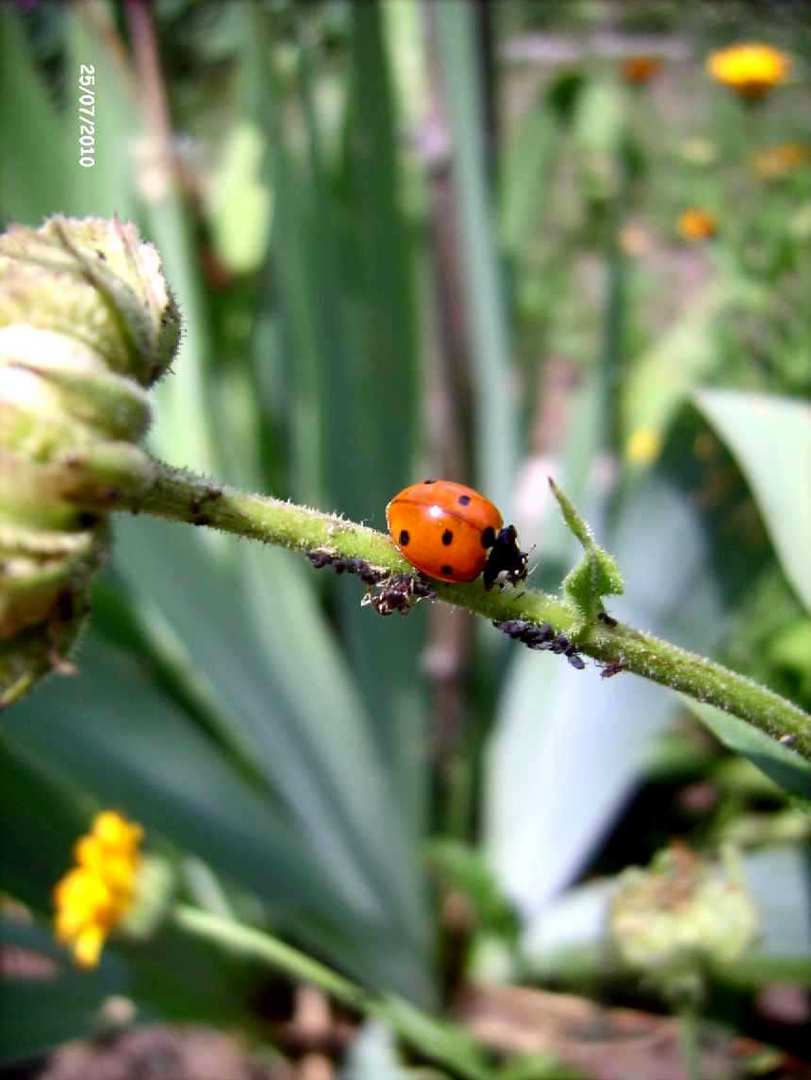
xmin=621 ymin=55 xmax=663 ymax=86
xmin=678 ymin=208 xmax=717 ymax=242
xmin=706 ymin=43 xmax=790 ymax=99
xmin=753 ymin=143 xmax=811 ymax=179
xmin=54 ymin=811 xmax=143 ymax=967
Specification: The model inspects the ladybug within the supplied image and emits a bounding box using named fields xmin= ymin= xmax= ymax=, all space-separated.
xmin=386 ymin=480 xmax=528 ymax=589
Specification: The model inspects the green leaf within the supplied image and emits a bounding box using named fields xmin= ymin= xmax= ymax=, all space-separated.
xmin=681 ymin=696 xmax=811 ymax=803
xmin=0 ymin=736 xmax=87 ymax=910
xmin=427 ymin=839 xmax=519 ymax=942
xmin=3 ymin=632 xmax=428 ymax=999
xmin=0 ymin=10 xmax=67 ymax=223
xmin=115 ymin=518 xmax=433 ymax=1002
xmin=435 ymin=0 xmax=516 ymax=511
xmin=548 ymin=478 xmax=623 ymax=624
xmin=0 ymin=917 xmax=128 ymax=1065
xmin=694 ymin=389 xmax=811 ymax=614
xmin=622 ymin=281 xmax=744 ymax=469
xmin=64 ymin=6 xmax=138 ymax=221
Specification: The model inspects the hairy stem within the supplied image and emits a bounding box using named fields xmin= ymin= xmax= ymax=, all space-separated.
xmin=98 ymin=460 xmax=811 ymax=760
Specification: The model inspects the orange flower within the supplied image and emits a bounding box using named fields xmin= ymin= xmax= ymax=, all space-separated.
xmin=53 ymin=811 xmax=143 ymax=967
xmin=753 ymin=143 xmax=811 ymax=180
xmin=621 ymin=56 xmax=663 ymax=86
xmin=706 ymin=43 xmax=790 ymax=99
xmin=678 ymin=208 xmax=717 ymax=242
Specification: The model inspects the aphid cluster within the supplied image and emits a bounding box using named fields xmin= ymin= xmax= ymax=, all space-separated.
xmin=361 ymin=573 xmax=436 ymax=617
xmin=494 ymin=619 xmax=586 ymax=670
xmin=306 ymin=549 xmax=436 ymax=616
xmin=306 ymin=549 xmax=388 ymax=586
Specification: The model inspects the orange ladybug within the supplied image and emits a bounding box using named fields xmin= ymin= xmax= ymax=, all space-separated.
xmin=386 ymin=480 xmax=528 ymax=590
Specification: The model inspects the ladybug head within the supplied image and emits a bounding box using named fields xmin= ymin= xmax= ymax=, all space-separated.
xmin=482 ymin=525 xmax=529 ymax=590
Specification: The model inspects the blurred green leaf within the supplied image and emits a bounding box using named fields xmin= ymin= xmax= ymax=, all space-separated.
xmin=622 ymin=282 xmax=744 ymax=469
xmin=206 ymin=121 xmax=272 ymax=275
xmin=115 ymin=516 xmax=432 ymax=1001
xmin=695 ymin=389 xmax=811 ymax=614
xmin=0 ymin=736 xmax=87 ymax=910
xmin=3 ymin=629 xmax=429 ymax=999
xmin=500 ymin=90 xmax=561 ymax=255
xmin=682 ymin=697 xmax=811 ymax=803
xmin=0 ymin=917 xmax=128 ymax=1065
xmin=64 ymin=5 xmax=138 ymax=221
xmin=427 ymin=839 xmax=519 ymax=942
xmin=435 ymin=0 xmax=516 ymax=510
xmin=0 ymin=9 xmax=67 ymax=223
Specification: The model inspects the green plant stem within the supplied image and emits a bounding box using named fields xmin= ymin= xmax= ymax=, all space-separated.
xmin=172 ymin=904 xmax=490 ymax=1079
xmin=677 ymin=1007 xmax=701 ymax=1080
xmin=97 ymin=460 xmax=811 ymax=760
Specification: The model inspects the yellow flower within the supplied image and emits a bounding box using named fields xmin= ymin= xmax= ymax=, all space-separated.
xmin=753 ymin=143 xmax=811 ymax=180
xmin=626 ymin=428 xmax=662 ymax=467
xmin=621 ymin=55 xmax=663 ymax=86
xmin=678 ymin=208 xmax=717 ymax=242
xmin=706 ymin=43 xmax=790 ymax=99
xmin=53 ymin=810 xmax=143 ymax=968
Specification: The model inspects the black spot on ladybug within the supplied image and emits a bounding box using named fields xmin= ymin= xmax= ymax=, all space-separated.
xmin=441 ymin=529 xmax=453 ymax=546
xmin=423 ymin=479 xmax=436 ymax=484
xmin=458 ymin=494 xmax=471 ymax=506
xmin=481 ymin=526 xmax=496 ymax=549
xmin=441 ymin=564 xmax=453 ymax=577
xmin=399 ymin=529 xmax=410 ymax=546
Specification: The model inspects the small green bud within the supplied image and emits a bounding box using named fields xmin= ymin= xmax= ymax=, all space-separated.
xmin=121 ymin=855 xmax=176 ymax=942
xmin=0 ymin=216 xmax=180 ymax=705
xmin=609 ymin=845 xmax=759 ymax=1000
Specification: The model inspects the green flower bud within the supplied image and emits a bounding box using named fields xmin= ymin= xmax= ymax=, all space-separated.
xmin=609 ymin=846 xmax=759 ymax=1000
xmin=0 ymin=216 xmax=180 ymax=705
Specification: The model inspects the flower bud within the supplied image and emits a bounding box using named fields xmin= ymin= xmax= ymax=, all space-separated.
xmin=609 ymin=845 xmax=758 ymax=1000
xmin=0 ymin=217 xmax=180 ymax=705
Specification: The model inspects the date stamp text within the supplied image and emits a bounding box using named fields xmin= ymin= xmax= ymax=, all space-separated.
xmin=78 ymin=64 xmax=96 ymax=168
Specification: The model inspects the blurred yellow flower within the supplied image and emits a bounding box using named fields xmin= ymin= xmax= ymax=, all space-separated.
xmin=625 ymin=428 xmax=662 ymax=467
xmin=678 ymin=208 xmax=717 ymax=242
xmin=621 ymin=55 xmax=663 ymax=86
xmin=54 ymin=811 xmax=143 ymax=968
xmin=753 ymin=142 xmax=811 ymax=180
xmin=706 ymin=43 xmax=790 ymax=99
